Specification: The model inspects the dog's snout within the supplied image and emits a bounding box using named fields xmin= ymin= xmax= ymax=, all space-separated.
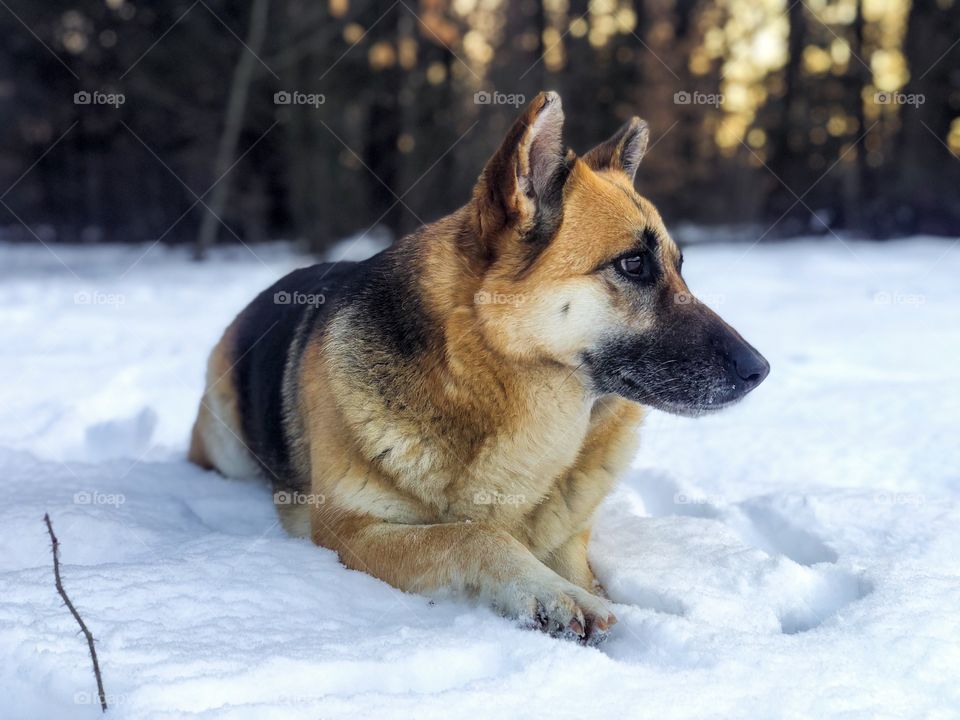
xmin=731 ymin=343 xmax=770 ymax=386
xmin=710 ymin=328 xmax=769 ymax=396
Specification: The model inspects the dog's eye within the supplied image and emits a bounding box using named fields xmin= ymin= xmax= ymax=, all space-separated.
xmin=616 ymin=254 xmax=647 ymax=279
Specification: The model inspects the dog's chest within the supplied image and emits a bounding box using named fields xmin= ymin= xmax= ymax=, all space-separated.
xmin=443 ymin=382 xmax=595 ymax=521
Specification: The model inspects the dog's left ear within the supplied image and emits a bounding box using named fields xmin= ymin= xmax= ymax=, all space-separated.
xmin=583 ymin=117 xmax=649 ymax=183
xmin=474 ymin=91 xmax=569 ymax=255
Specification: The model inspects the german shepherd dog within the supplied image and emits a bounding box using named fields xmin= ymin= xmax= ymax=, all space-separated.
xmin=189 ymin=92 xmax=769 ymax=645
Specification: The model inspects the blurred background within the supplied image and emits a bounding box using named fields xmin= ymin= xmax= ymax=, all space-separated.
xmin=1 ymin=0 xmax=959 ymax=257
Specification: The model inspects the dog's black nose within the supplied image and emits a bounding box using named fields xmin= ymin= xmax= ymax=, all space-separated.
xmin=730 ymin=342 xmax=770 ymax=386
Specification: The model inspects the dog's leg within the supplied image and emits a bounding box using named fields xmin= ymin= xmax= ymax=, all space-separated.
xmin=543 ymin=530 xmax=607 ymax=597
xmin=524 ymin=398 xmax=643 ymax=594
xmin=317 ymin=515 xmax=616 ymax=643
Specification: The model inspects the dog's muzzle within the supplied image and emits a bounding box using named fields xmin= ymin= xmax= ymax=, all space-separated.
xmin=583 ymin=305 xmax=770 ymax=415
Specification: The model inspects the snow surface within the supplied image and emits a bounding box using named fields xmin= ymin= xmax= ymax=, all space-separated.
xmin=1 ymin=236 xmax=958 ymax=719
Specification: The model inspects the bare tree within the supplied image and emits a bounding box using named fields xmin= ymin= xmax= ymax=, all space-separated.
xmin=194 ymin=0 xmax=271 ymax=260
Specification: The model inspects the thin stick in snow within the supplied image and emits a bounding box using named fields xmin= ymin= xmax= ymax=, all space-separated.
xmin=43 ymin=513 xmax=107 ymax=713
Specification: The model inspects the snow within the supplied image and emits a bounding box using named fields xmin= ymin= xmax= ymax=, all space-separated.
xmin=1 ymin=236 xmax=959 ymax=719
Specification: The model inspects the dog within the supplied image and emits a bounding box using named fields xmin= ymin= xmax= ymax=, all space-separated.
xmin=188 ymin=92 xmax=769 ymax=645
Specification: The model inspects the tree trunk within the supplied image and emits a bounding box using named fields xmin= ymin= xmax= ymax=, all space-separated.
xmin=886 ymin=0 xmax=960 ymax=236
xmin=194 ymin=0 xmax=271 ymax=260
xmin=764 ymin=0 xmax=807 ymax=235
xmin=842 ymin=0 xmax=867 ymax=235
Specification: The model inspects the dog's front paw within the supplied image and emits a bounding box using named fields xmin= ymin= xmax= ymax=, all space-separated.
xmin=503 ymin=577 xmax=616 ymax=646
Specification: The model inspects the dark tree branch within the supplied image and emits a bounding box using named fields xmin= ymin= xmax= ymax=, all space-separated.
xmin=44 ymin=513 xmax=107 ymax=713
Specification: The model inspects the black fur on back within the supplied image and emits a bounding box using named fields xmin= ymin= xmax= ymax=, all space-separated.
xmin=230 ymin=248 xmax=433 ymax=488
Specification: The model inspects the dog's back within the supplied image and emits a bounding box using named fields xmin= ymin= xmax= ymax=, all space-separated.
xmin=189 ymin=260 xmax=358 ymax=490
xmin=189 ymin=243 xmax=439 ymax=499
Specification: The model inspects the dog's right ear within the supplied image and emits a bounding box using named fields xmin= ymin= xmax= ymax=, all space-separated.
xmin=582 ymin=117 xmax=649 ymax=184
xmin=473 ymin=91 xmax=569 ymax=259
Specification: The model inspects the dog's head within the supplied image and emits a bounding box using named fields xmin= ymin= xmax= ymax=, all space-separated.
xmin=471 ymin=91 xmax=769 ymax=415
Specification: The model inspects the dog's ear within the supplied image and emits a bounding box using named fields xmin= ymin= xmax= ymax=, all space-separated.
xmin=583 ymin=117 xmax=649 ymax=183
xmin=474 ymin=91 xmax=570 ymax=257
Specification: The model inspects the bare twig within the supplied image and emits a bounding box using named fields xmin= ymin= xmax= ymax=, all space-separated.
xmin=43 ymin=513 xmax=107 ymax=712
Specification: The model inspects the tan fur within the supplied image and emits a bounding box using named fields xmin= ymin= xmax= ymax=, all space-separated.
xmin=189 ymin=320 xmax=260 ymax=479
